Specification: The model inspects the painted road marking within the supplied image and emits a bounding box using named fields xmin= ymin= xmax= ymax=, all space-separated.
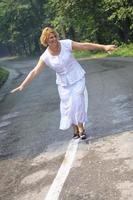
xmin=44 ymin=139 xmax=79 ymax=200
xmin=44 ymin=86 xmax=88 ymax=200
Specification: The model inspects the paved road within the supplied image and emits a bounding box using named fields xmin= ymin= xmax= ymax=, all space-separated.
xmin=0 ymin=57 xmax=133 ymax=200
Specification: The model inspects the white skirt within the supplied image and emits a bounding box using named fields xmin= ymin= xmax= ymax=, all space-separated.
xmin=58 ymin=77 xmax=88 ymax=130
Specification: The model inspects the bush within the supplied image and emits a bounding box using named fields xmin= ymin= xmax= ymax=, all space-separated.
xmin=0 ymin=67 xmax=9 ymax=88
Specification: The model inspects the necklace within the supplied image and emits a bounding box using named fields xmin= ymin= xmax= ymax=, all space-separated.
xmin=48 ymin=42 xmax=61 ymax=56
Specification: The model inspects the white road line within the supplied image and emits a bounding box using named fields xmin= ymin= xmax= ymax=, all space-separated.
xmin=44 ymin=86 xmax=88 ymax=200
xmin=44 ymin=139 xmax=79 ymax=200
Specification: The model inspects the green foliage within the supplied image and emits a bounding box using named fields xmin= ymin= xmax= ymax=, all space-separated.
xmin=103 ymin=0 xmax=133 ymax=43
xmin=0 ymin=0 xmax=46 ymax=55
xmin=0 ymin=0 xmax=132 ymax=56
xmin=47 ymin=0 xmax=103 ymax=41
xmin=0 ymin=67 xmax=9 ymax=88
xmin=108 ymin=43 xmax=133 ymax=57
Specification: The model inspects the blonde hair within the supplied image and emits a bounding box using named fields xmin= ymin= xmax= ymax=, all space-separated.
xmin=40 ymin=27 xmax=58 ymax=47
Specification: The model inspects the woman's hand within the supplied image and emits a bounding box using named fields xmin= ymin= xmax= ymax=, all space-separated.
xmin=104 ymin=45 xmax=117 ymax=54
xmin=10 ymin=85 xmax=24 ymax=93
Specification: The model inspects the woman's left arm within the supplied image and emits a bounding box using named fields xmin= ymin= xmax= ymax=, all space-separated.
xmin=72 ymin=41 xmax=116 ymax=53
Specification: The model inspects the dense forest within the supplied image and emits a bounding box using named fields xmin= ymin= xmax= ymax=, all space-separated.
xmin=0 ymin=0 xmax=133 ymax=56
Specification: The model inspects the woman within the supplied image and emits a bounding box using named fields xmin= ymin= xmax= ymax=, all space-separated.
xmin=11 ymin=27 xmax=116 ymax=139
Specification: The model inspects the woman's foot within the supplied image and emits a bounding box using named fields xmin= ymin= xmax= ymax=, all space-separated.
xmin=79 ymin=131 xmax=86 ymax=140
xmin=73 ymin=134 xmax=79 ymax=139
xmin=72 ymin=124 xmax=79 ymax=139
xmin=78 ymin=123 xmax=87 ymax=140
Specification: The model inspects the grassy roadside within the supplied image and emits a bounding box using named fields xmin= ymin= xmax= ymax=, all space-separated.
xmin=73 ymin=43 xmax=133 ymax=59
xmin=0 ymin=67 xmax=9 ymax=88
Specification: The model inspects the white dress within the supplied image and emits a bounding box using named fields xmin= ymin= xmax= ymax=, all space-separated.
xmin=40 ymin=39 xmax=88 ymax=130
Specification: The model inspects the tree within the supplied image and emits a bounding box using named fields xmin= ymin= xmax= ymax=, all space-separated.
xmin=103 ymin=0 xmax=133 ymax=43
xmin=0 ymin=0 xmax=47 ymax=55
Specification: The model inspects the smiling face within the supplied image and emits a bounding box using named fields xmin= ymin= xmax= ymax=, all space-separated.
xmin=47 ymin=33 xmax=58 ymax=47
xmin=40 ymin=27 xmax=59 ymax=47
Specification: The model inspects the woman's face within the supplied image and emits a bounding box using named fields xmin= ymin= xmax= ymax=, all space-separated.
xmin=47 ymin=33 xmax=58 ymax=47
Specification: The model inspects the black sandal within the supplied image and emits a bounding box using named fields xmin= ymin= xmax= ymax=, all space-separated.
xmin=80 ymin=133 xmax=86 ymax=140
xmin=79 ymin=130 xmax=86 ymax=140
xmin=73 ymin=133 xmax=80 ymax=139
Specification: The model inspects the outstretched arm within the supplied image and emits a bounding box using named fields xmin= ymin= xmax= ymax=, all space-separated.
xmin=11 ymin=58 xmax=46 ymax=93
xmin=72 ymin=41 xmax=116 ymax=53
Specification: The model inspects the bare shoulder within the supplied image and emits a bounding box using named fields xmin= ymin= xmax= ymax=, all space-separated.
xmin=33 ymin=58 xmax=46 ymax=73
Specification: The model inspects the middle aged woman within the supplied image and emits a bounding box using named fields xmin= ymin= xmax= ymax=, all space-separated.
xmin=11 ymin=27 xmax=116 ymax=139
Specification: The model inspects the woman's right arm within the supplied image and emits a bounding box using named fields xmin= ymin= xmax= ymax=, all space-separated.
xmin=11 ymin=58 xmax=46 ymax=93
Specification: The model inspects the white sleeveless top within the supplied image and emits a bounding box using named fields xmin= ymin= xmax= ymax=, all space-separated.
xmin=40 ymin=39 xmax=85 ymax=86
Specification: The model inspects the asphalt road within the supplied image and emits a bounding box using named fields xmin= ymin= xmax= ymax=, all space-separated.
xmin=0 ymin=57 xmax=133 ymax=200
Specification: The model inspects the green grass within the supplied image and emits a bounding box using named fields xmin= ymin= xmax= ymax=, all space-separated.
xmin=108 ymin=43 xmax=133 ymax=57
xmin=0 ymin=67 xmax=9 ymax=88
xmin=73 ymin=43 xmax=133 ymax=59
